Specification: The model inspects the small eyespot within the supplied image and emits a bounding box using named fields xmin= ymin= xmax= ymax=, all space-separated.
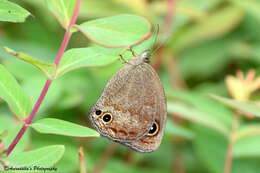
xmin=95 ymin=110 xmax=102 ymax=115
xmin=101 ymin=113 xmax=113 ymax=123
xmin=144 ymin=57 xmax=150 ymax=63
xmin=147 ymin=122 xmax=159 ymax=136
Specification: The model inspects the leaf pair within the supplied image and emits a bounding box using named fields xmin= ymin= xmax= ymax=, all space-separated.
xmin=4 ymin=14 xmax=152 ymax=79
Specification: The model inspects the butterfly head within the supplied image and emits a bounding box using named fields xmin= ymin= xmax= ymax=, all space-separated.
xmin=128 ymin=50 xmax=151 ymax=65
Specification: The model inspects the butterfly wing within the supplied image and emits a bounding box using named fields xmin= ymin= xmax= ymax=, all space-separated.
xmin=90 ymin=63 xmax=163 ymax=142
xmin=122 ymin=64 xmax=167 ymax=152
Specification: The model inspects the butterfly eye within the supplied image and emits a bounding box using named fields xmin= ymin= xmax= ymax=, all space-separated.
xmin=95 ymin=110 xmax=102 ymax=115
xmin=101 ymin=113 xmax=113 ymax=123
xmin=147 ymin=122 xmax=159 ymax=136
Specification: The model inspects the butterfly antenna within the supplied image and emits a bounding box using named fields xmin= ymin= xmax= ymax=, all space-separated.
xmin=151 ymin=20 xmax=177 ymax=56
xmin=151 ymin=24 xmax=160 ymax=51
xmin=150 ymin=24 xmax=168 ymax=55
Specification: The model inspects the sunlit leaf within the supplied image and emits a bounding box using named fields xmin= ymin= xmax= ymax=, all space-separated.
xmin=57 ymin=46 xmax=124 ymax=77
xmin=231 ymin=0 xmax=260 ymax=21
xmin=210 ymin=94 xmax=260 ymax=117
xmin=3 ymin=47 xmax=55 ymax=78
xmin=75 ymin=14 xmax=151 ymax=47
xmin=6 ymin=145 xmax=65 ymax=167
xmin=45 ymin=0 xmax=76 ymax=28
xmin=0 ymin=0 xmax=30 ymax=22
xmin=0 ymin=65 xmax=32 ymax=119
xmin=31 ymin=118 xmax=100 ymax=137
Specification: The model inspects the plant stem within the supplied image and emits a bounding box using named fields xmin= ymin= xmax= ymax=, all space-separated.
xmin=153 ymin=0 xmax=176 ymax=72
xmin=79 ymin=147 xmax=87 ymax=173
xmin=5 ymin=0 xmax=82 ymax=156
xmin=92 ymin=143 xmax=117 ymax=173
xmin=163 ymin=0 xmax=175 ymax=35
xmin=223 ymin=114 xmax=241 ymax=173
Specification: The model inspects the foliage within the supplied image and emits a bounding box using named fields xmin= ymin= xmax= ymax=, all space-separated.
xmin=0 ymin=0 xmax=260 ymax=173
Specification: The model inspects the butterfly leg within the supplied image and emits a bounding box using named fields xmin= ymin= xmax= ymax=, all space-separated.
xmin=128 ymin=47 xmax=137 ymax=57
xmin=119 ymin=54 xmax=131 ymax=65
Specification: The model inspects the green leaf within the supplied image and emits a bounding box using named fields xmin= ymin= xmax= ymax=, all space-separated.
xmin=194 ymin=125 xmax=227 ymax=173
xmin=167 ymin=101 xmax=229 ymax=135
xmin=75 ymin=14 xmax=151 ymax=47
xmin=2 ymin=123 xmax=30 ymax=154
xmin=234 ymin=135 xmax=260 ymax=158
xmin=235 ymin=124 xmax=260 ymax=141
xmin=3 ymin=47 xmax=55 ymax=78
xmin=233 ymin=158 xmax=260 ymax=173
xmin=231 ymin=0 xmax=260 ymax=21
xmin=45 ymin=0 xmax=76 ymax=29
xmin=178 ymin=38 xmax=232 ymax=79
xmin=167 ymin=89 xmax=233 ymax=130
xmin=0 ymin=64 xmax=32 ymax=119
xmin=0 ymin=115 xmax=12 ymax=134
xmin=0 ymin=0 xmax=30 ymax=22
xmin=165 ymin=120 xmax=195 ymax=140
xmin=31 ymin=118 xmax=100 ymax=137
xmin=6 ymin=145 xmax=65 ymax=167
xmin=57 ymin=46 xmax=124 ymax=77
xmin=170 ymin=6 xmax=243 ymax=53
xmin=210 ymin=94 xmax=260 ymax=117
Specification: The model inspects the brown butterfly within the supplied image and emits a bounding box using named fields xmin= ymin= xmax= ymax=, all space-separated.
xmin=89 ymin=49 xmax=167 ymax=153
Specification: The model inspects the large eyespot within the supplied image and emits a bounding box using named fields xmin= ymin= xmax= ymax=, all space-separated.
xmin=95 ymin=110 xmax=102 ymax=115
xmin=147 ymin=122 xmax=159 ymax=136
xmin=101 ymin=113 xmax=113 ymax=123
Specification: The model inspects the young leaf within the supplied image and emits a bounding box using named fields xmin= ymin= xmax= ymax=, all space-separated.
xmin=31 ymin=118 xmax=100 ymax=137
xmin=0 ymin=65 xmax=32 ymax=119
xmin=210 ymin=94 xmax=260 ymax=117
xmin=45 ymin=0 xmax=76 ymax=29
xmin=3 ymin=47 xmax=55 ymax=78
xmin=167 ymin=101 xmax=229 ymax=135
xmin=6 ymin=145 xmax=65 ymax=167
xmin=57 ymin=46 xmax=124 ymax=77
xmin=75 ymin=14 xmax=151 ymax=48
xmin=0 ymin=0 xmax=30 ymax=22
xmin=231 ymin=0 xmax=260 ymax=21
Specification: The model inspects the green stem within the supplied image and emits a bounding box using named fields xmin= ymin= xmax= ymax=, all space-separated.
xmin=223 ymin=114 xmax=241 ymax=173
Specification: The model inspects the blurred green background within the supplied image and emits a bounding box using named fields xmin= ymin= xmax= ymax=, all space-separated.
xmin=1 ymin=0 xmax=260 ymax=173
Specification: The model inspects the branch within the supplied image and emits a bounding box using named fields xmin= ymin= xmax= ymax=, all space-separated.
xmin=152 ymin=0 xmax=176 ymax=72
xmin=5 ymin=0 xmax=82 ymax=156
